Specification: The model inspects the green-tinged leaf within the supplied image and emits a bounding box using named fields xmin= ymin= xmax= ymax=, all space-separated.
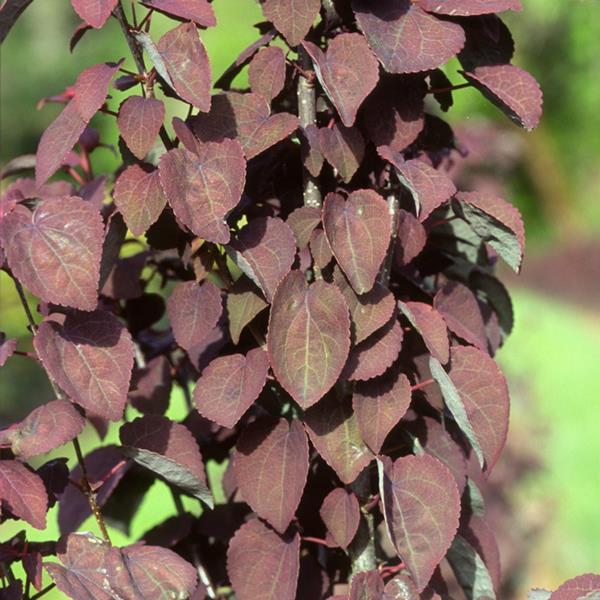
xmin=447 ymin=535 xmax=496 ymax=600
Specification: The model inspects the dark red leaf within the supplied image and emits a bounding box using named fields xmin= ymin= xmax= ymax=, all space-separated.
xmin=141 ymin=0 xmax=216 ymax=28
xmin=35 ymin=310 xmax=134 ymax=421
xmin=349 ymin=570 xmax=385 ymax=600
xmin=0 ymin=460 xmax=47 ymax=529
xmin=227 ymin=216 xmax=296 ymax=303
xmin=286 ymin=206 xmax=321 ymax=250
xmin=550 ymin=574 xmax=600 ymax=600
xmin=101 ymin=252 xmax=147 ymax=301
xmin=261 ymin=0 xmax=321 ymax=47
xmin=383 ymin=573 xmax=419 ymax=599
xmin=0 ymin=0 xmax=35 ymax=44
xmin=36 ymin=458 xmax=69 ymax=508
xmin=323 ymin=190 xmax=391 ymax=294
xmin=353 ymin=0 xmax=465 ymax=74
xmin=70 ymin=0 xmax=118 ymax=28
xmin=23 ymin=551 xmax=43 ymax=591
xmin=194 ymin=348 xmax=269 ymax=428
xmin=248 ymin=46 xmax=286 ymax=101
xmin=6 ymin=400 xmax=85 ymax=460
xmin=398 ymin=301 xmax=449 ymax=364
xmin=129 ymin=355 xmax=172 ymax=415
xmin=117 ymin=96 xmax=165 ymax=160
xmin=310 ymin=228 xmax=333 ymax=270
xmin=120 ymin=415 xmax=212 ymax=505
xmin=0 ymin=197 xmax=104 ymax=310
xmin=301 ymin=124 xmax=325 ymax=177
xmin=461 ymin=65 xmax=542 ymax=131
xmin=234 ymin=417 xmax=309 ymax=533
xmin=158 ymin=140 xmax=246 ymax=243
xmin=353 ymin=366 xmax=411 ymax=453
xmin=319 ymin=124 xmax=365 ymax=183
xmin=378 ymin=454 xmax=460 ymax=591
xmin=74 ymin=61 xmax=122 ymax=120
xmin=227 ymin=519 xmax=300 ymax=600
xmin=0 ymin=334 xmax=17 ymax=367
xmin=303 ymin=34 xmax=379 ymax=127
xmin=267 ymin=271 xmax=350 ymax=409
xmin=166 ymin=279 xmax=223 ymax=353
xmin=304 ymin=394 xmax=373 ymax=484
xmin=157 ymin=23 xmax=212 ymax=111
xmin=320 ymin=487 xmax=360 ymax=549
xmin=415 ymin=0 xmax=522 ymax=15
xmin=226 ymin=277 xmax=269 ymax=345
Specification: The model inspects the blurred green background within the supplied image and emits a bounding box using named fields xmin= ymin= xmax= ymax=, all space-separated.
xmin=1 ymin=1 xmax=599 ymax=598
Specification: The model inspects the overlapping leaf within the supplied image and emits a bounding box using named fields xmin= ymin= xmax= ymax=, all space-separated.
xmin=304 ymin=394 xmax=373 ymax=484
xmin=227 ymin=519 xmax=300 ymax=600
xmin=234 ymin=417 xmax=309 ymax=533
xmin=226 ymin=277 xmax=269 ymax=345
xmin=303 ymin=34 xmax=379 ymax=127
xmin=550 ymin=574 xmax=600 ymax=600
xmin=398 ymin=301 xmax=449 ymax=364
xmin=319 ymin=124 xmax=365 ymax=183
xmin=194 ymin=348 xmax=269 ymax=428
xmin=117 ymin=96 xmax=165 ymax=160
xmin=261 ymin=0 xmax=320 ymax=47
xmin=0 ymin=460 xmax=47 ymax=529
xmin=0 ymin=197 xmax=104 ymax=310
xmin=0 ymin=334 xmax=17 ymax=367
xmin=158 ymin=140 xmax=246 ymax=243
xmin=447 ymin=535 xmax=497 ymax=600
xmin=249 ymin=46 xmax=286 ymax=101
xmin=286 ymin=206 xmax=321 ymax=250
xmin=323 ymin=190 xmax=391 ymax=294
xmin=70 ymin=0 xmax=117 ymax=28
xmin=395 ymin=209 xmax=427 ymax=267
xmin=141 ymin=0 xmax=216 ymax=27
xmin=129 ymin=355 xmax=172 ymax=415
xmin=378 ymin=454 xmax=460 ymax=591
xmin=268 ymin=271 xmax=350 ymax=409
xmin=35 ymin=310 xmax=134 ymax=421
xmin=415 ymin=0 xmax=522 ymax=15
xmin=319 ymin=487 xmax=360 ymax=549
xmin=309 ymin=228 xmax=333 ymax=270
xmin=350 ymin=570 xmax=385 ymax=600
xmin=353 ymin=0 xmax=465 ymax=74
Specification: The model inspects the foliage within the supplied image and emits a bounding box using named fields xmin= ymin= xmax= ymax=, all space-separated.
xmin=4 ymin=0 xmax=590 ymax=598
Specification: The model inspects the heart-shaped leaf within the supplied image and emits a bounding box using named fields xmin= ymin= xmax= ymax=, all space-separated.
xmin=286 ymin=206 xmax=322 ymax=250
xmin=194 ymin=348 xmax=270 ymax=428
xmin=226 ymin=277 xmax=269 ymax=345
xmin=0 ymin=460 xmax=47 ymax=529
xmin=268 ymin=270 xmax=350 ymax=409
xmin=117 ymin=96 xmax=165 ymax=160
xmin=319 ymin=487 xmax=360 ymax=549
xmin=323 ymin=190 xmax=391 ymax=294
xmin=70 ymin=0 xmax=117 ymax=28
xmin=378 ymin=454 xmax=460 ymax=591
xmin=158 ymin=140 xmax=246 ymax=243
xmin=249 ymin=46 xmax=286 ymax=101
xmin=415 ymin=0 xmax=521 ymax=15
xmin=353 ymin=0 xmax=465 ymax=74
xmin=34 ymin=310 xmax=135 ymax=421
xmin=303 ymin=34 xmax=379 ymax=127
xmin=304 ymin=394 xmax=373 ymax=484
xmin=395 ymin=209 xmax=427 ymax=267
xmin=0 ymin=197 xmax=104 ymax=310
xmin=166 ymin=279 xmax=223 ymax=353
xmin=227 ymin=519 xmax=300 ymax=600
xmin=141 ymin=0 xmax=216 ymax=27
xmin=120 ymin=415 xmax=213 ymax=506
xmin=234 ymin=417 xmax=309 ymax=533
xmin=319 ymin=124 xmax=365 ymax=183
xmin=398 ymin=301 xmax=449 ymax=364
xmin=261 ymin=0 xmax=320 ymax=47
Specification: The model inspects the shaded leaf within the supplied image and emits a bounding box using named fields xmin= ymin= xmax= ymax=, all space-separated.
xmin=268 ymin=270 xmax=350 ymax=409
xmin=378 ymin=455 xmax=460 ymax=592
xmin=350 ymin=570 xmax=385 ymax=600
xmin=0 ymin=334 xmax=17 ymax=367
xmin=141 ymin=0 xmax=216 ymax=28
xmin=383 ymin=574 xmax=419 ymax=599
xmin=286 ymin=206 xmax=321 ymax=250
xmin=117 ymin=96 xmax=165 ymax=160
xmin=415 ymin=0 xmax=521 ymax=15
xmin=353 ymin=366 xmax=411 ymax=453
xmin=446 ymin=535 xmax=496 ymax=600
xmin=395 ymin=209 xmax=427 ymax=267
xmin=319 ymin=124 xmax=365 ymax=183
xmin=158 ymin=140 xmax=246 ymax=243
xmin=194 ymin=348 xmax=269 ymax=428
xmin=226 ymin=277 xmax=269 ymax=345
xmin=323 ymin=190 xmax=391 ymax=294
xmin=261 ymin=0 xmax=320 ymax=47
xmin=461 ymin=514 xmax=501 ymax=591
xmin=23 ymin=551 xmax=43 ymax=591
xmin=235 ymin=417 xmax=309 ymax=533
xmin=70 ymin=0 xmax=118 ymax=28
xmin=35 ymin=310 xmax=135 ymax=421
xmin=166 ymin=279 xmax=223 ymax=353
xmin=310 ymin=228 xmax=333 ymax=270
xmin=320 ymin=487 xmax=360 ymax=550
xmin=120 ymin=415 xmax=213 ymax=506
xmin=0 ymin=197 xmax=103 ymax=310
xmin=249 ymin=46 xmax=286 ymax=101
xmin=353 ymin=0 xmax=465 ymax=74
xmin=304 ymin=394 xmax=373 ymax=484
xmin=129 ymin=355 xmax=172 ymax=415
xmin=398 ymin=301 xmax=449 ymax=364
xmin=227 ymin=519 xmax=300 ymax=600
xmin=303 ymin=34 xmax=379 ymax=127
xmin=0 ymin=0 xmax=35 ymax=43
xmin=301 ymin=124 xmax=325 ymax=177
xmin=0 ymin=460 xmax=47 ymax=529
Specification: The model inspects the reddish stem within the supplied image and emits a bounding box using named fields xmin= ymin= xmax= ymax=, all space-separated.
xmin=411 ymin=378 xmax=434 ymax=392
xmin=302 ymin=536 xmax=329 ymax=547
xmin=427 ymin=82 xmax=471 ymax=95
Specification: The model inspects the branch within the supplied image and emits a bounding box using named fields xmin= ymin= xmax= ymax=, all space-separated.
xmin=377 ymin=194 xmax=399 ymax=287
xmin=348 ymin=468 xmax=377 ymax=576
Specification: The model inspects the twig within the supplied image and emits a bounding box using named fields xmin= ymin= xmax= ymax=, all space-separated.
xmin=427 ymin=82 xmax=471 ymax=95
xmin=30 ymin=584 xmax=56 ymax=600
xmin=302 ymin=536 xmax=330 ymax=547
xmin=411 ymin=378 xmax=434 ymax=392
xmin=377 ymin=194 xmax=399 ymax=287
xmin=348 ymin=468 xmax=377 ymax=577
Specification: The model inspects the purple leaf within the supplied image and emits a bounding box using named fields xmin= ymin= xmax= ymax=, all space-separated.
xmin=461 ymin=65 xmax=542 ymax=131
xmin=23 ymin=551 xmax=43 ymax=591
xmin=323 ymin=190 xmax=391 ymax=294
xmin=35 ymin=310 xmax=135 ymax=421
xmin=267 ymin=271 xmax=350 ymax=409
xmin=383 ymin=573 xmax=419 ymax=599
xmin=319 ymin=488 xmax=360 ymax=550
xmin=349 ymin=570 xmax=385 ymax=600
xmin=0 ymin=197 xmax=104 ymax=310
xmin=70 ymin=0 xmax=117 ymax=28
xmin=5 ymin=400 xmax=85 ymax=460
xmin=286 ymin=206 xmax=321 ymax=250
xmin=101 ymin=252 xmax=147 ymax=301
xmin=158 ymin=140 xmax=246 ymax=243
xmin=460 ymin=513 xmax=501 ymax=591
xmin=226 ymin=277 xmax=269 ymax=345
xmin=395 ymin=208 xmax=426 ymax=264
xmin=234 ymin=417 xmax=309 ymax=533
xmin=0 ymin=334 xmax=17 ymax=367
xmin=353 ymin=366 xmax=411 ymax=453
xmin=194 ymin=348 xmax=269 ymax=428
xmin=303 ymin=34 xmax=379 ymax=127
xmin=141 ymin=0 xmax=216 ymax=28
xmin=398 ymin=301 xmax=449 ymax=364
xmin=319 ymin=124 xmax=365 ymax=183
xmin=0 ymin=460 xmax=47 ymax=529
xmin=129 ymin=355 xmax=173 ymax=415
xmin=301 ymin=124 xmax=325 ymax=177
xmin=378 ymin=454 xmax=460 ymax=592
xmin=261 ymin=0 xmax=320 ymax=47
xmin=309 ymin=228 xmax=333 ymax=270
xmin=550 ymin=574 xmax=600 ymax=600
xmin=157 ymin=23 xmax=212 ymax=111
xmin=227 ymin=519 xmax=300 ymax=600
xmin=304 ymin=394 xmax=373 ymax=484
xmin=415 ymin=0 xmax=522 ymax=15
xmin=166 ymin=280 xmax=223 ymax=353
xmin=434 ymin=281 xmax=487 ymax=351
xmin=227 ymin=216 xmax=296 ymax=303
xmin=353 ymin=0 xmax=465 ymax=74
xmin=248 ymin=46 xmax=286 ymax=101
xmin=120 ymin=415 xmax=211 ymax=504
xmin=117 ymin=96 xmax=165 ymax=160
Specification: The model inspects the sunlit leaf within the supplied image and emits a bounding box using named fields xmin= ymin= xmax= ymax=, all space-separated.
xmin=70 ymin=0 xmax=117 ymax=28
xmin=141 ymin=0 xmax=216 ymax=27
xmin=319 ymin=487 xmax=360 ymax=549
xmin=261 ymin=0 xmax=320 ymax=47
xmin=0 ymin=460 xmax=47 ymax=529
xmin=415 ymin=0 xmax=521 ymax=15
xmin=249 ymin=46 xmax=286 ymax=101
xmin=550 ymin=574 xmax=600 ymax=600
xmin=226 ymin=277 xmax=269 ymax=345
xmin=117 ymin=96 xmax=165 ymax=160
xmin=398 ymin=301 xmax=449 ymax=364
